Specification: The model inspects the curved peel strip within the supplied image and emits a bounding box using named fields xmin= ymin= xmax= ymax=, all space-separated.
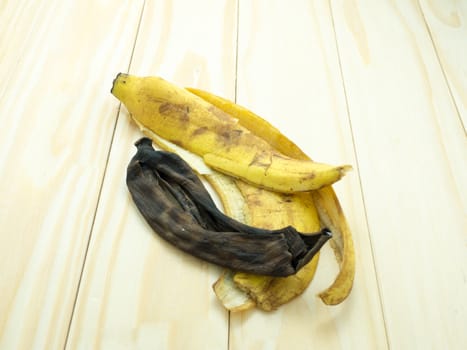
xmin=204 ymin=172 xmax=249 ymax=224
xmin=213 ymin=271 xmax=255 ymax=312
xmin=312 ymin=187 xmax=355 ymax=304
xmin=189 ymin=88 xmax=355 ymax=305
xmin=233 ymin=256 xmax=320 ymax=311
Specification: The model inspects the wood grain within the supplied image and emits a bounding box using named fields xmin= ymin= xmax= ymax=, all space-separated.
xmin=230 ymin=1 xmax=387 ymax=349
xmin=0 ymin=1 xmax=144 ymax=349
xmin=66 ymin=1 xmax=237 ymax=349
xmin=418 ymin=0 xmax=467 ymax=131
xmin=331 ymin=0 xmax=467 ymax=348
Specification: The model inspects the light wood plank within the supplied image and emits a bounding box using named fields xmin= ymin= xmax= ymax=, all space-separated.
xmin=418 ymin=0 xmax=467 ymax=130
xmin=66 ymin=1 xmax=238 ymax=349
xmin=0 ymin=1 xmax=144 ymax=349
xmin=0 ymin=0 xmax=57 ymax=99
xmin=229 ymin=1 xmax=387 ymax=349
xmin=331 ymin=0 xmax=467 ymax=348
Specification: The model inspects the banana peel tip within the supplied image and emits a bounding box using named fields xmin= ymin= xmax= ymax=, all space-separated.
xmin=341 ymin=165 xmax=353 ymax=174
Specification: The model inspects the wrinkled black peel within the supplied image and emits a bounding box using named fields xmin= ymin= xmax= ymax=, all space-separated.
xmin=126 ymin=137 xmax=332 ymax=277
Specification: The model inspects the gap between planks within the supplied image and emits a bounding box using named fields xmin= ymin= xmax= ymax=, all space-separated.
xmin=327 ymin=0 xmax=391 ymax=348
xmin=228 ymin=1 xmax=240 ymax=349
xmin=415 ymin=0 xmax=466 ymax=134
xmin=62 ymin=1 xmax=147 ymax=349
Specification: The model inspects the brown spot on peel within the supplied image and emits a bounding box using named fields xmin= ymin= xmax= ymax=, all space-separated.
xmin=192 ymin=127 xmax=209 ymax=136
xmin=208 ymin=105 xmax=236 ymax=123
xmin=159 ymin=102 xmax=190 ymax=123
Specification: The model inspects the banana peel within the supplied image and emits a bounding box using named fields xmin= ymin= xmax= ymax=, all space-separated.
xmin=212 ymin=271 xmax=255 ymax=312
xmin=112 ymin=74 xmax=351 ymax=193
xmin=189 ymin=88 xmax=355 ymax=305
xmin=186 ymin=88 xmax=307 ymax=159
xmin=312 ymin=187 xmax=355 ymax=304
xmin=111 ymin=73 xmax=354 ymax=309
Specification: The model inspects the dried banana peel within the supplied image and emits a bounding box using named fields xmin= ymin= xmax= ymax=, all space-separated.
xmin=189 ymin=88 xmax=355 ymax=305
xmin=129 ymin=133 xmax=324 ymax=311
xmin=126 ymin=138 xmax=331 ymax=276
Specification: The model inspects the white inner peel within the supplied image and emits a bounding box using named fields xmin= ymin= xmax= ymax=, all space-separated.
xmin=133 ymin=117 xmax=213 ymax=175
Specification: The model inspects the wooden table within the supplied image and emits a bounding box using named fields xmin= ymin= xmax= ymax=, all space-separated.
xmin=1 ymin=1 xmax=465 ymax=349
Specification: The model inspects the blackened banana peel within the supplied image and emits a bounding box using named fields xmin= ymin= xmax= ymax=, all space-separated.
xmin=127 ymin=138 xmax=332 ymax=277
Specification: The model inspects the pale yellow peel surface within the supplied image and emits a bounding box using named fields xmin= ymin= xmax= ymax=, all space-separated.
xmin=204 ymin=152 xmax=351 ymax=193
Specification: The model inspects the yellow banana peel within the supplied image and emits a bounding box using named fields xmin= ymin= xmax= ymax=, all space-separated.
xmin=186 ymin=88 xmax=307 ymax=159
xmin=188 ymin=88 xmax=355 ymax=305
xmin=112 ymin=74 xmax=351 ymax=193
